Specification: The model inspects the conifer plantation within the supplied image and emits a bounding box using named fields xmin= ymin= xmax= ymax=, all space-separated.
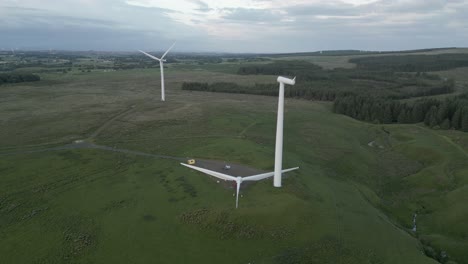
xmin=183 ymin=54 xmax=468 ymax=133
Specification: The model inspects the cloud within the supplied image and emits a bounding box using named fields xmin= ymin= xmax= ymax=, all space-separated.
xmin=285 ymin=2 xmax=360 ymax=17
xmin=1 ymin=26 xmax=154 ymax=50
xmin=189 ymin=0 xmax=212 ymax=12
xmin=1 ymin=0 xmax=467 ymax=52
xmin=222 ymin=8 xmax=281 ymax=22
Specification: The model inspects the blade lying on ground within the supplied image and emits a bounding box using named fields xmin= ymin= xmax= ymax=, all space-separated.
xmin=243 ymin=167 xmax=299 ymax=181
xmin=180 ymin=163 xmax=237 ymax=181
xmin=180 ymin=163 xmax=299 ymax=182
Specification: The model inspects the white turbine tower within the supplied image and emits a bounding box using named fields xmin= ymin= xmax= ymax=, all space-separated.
xmin=139 ymin=42 xmax=176 ymax=101
xmin=274 ymin=76 xmax=296 ymax=187
xmin=181 ymin=163 xmax=299 ymax=208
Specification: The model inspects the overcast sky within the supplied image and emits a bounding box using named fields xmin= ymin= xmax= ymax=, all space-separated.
xmin=1 ymin=0 xmax=467 ymax=53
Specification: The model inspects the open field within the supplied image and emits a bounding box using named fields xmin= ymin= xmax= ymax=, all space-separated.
xmin=270 ymin=55 xmax=356 ymax=69
xmin=1 ymin=53 xmax=468 ymax=263
xmin=434 ymin=67 xmax=468 ymax=87
xmin=271 ymin=48 xmax=468 ymax=69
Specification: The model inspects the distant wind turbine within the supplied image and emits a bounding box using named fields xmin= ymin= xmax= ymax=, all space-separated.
xmin=181 ymin=163 xmax=299 ymax=208
xmin=274 ymin=76 xmax=297 ymax=187
xmin=138 ymin=42 xmax=176 ymax=101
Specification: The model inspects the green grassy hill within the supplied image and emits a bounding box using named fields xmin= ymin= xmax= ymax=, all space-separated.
xmin=0 ymin=57 xmax=467 ymax=263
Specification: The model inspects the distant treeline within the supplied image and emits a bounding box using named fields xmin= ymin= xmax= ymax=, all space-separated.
xmin=238 ymin=61 xmax=321 ymax=76
xmin=333 ymin=94 xmax=468 ymax=132
xmin=183 ymin=57 xmax=468 ymax=132
xmin=207 ymin=60 xmax=455 ymax=100
xmin=266 ymin=48 xmax=457 ymax=58
xmin=350 ymin=54 xmax=468 ymax=72
xmin=0 ymin=73 xmax=40 ymax=85
xmin=236 ymin=61 xmax=454 ymax=98
xmin=182 ymin=82 xmax=273 ymax=94
xmin=183 ymin=80 xmax=467 ymax=132
xmin=172 ymin=55 xmax=223 ymax=64
xmin=226 ymin=57 xmax=270 ymax=63
xmin=181 ymin=80 xmax=454 ymax=102
xmin=181 ymin=82 xmax=355 ymax=101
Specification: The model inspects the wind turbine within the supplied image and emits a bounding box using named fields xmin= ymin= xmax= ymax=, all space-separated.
xmin=138 ymin=42 xmax=176 ymax=102
xmin=181 ymin=163 xmax=299 ymax=208
xmin=274 ymin=76 xmax=297 ymax=187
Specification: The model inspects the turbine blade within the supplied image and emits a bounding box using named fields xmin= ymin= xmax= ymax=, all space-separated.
xmin=138 ymin=50 xmax=161 ymax=61
xmin=180 ymin=163 xmax=237 ymax=181
xmin=243 ymin=167 xmax=299 ymax=181
xmin=160 ymin=42 xmax=176 ymax=60
xmin=236 ymin=180 xmax=241 ymax=209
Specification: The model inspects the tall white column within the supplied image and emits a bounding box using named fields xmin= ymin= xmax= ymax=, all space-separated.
xmin=274 ymin=82 xmax=285 ymax=187
xmin=160 ymin=61 xmax=165 ymax=101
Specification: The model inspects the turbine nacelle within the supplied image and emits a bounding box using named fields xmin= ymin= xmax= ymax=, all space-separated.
xmin=277 ymin=76 xmax=296 ymax=86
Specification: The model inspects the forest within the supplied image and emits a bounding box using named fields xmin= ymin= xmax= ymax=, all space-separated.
xmin=188 ymin=60 xmax=455 ymax=101
xmin=0 ymin=73 xmax=40 ymax=85
xmin=186 ymin=56 xmax=467 ymax=132
xmin=350 ymin=53 xmax=468 ymax=72
xmin=333 ymin=94 xmax=468 ymax=132
xmin=236 ymin=61 xmax=454 ymax=99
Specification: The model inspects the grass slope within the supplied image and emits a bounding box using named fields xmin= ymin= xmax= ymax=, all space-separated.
xmin=1 ymin=65 xmax=466 ymax=263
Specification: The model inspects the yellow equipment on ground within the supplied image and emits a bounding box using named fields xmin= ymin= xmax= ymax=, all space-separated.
xmin=187 ymin=159 xmax=196 ymax=165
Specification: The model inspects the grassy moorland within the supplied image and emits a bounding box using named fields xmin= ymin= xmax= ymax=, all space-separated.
xmin=0 ymin=50 xmax=467 ymax=263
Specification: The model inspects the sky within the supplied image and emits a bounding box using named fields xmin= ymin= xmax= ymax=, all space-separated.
xmin=1 ymin=0 xmax=467 ymax=53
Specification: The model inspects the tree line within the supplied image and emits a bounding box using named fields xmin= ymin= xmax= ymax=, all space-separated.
xmin=181 ymin=78 xmax=455 ymax=102
xmin=181 ymin=81 xmax=355 ymax=101
xmin=184 ymin=58 xmax=465 ymax=133
xmin=237 ymin=60 xmax=321 ymax=76
xmin=333 ymin=94 xmax=468 ymax=132
xmin=236 ymin=61 xmax=453 ymax=99
xmin=350 ymin=54 xmax=468 ymax=72
xmin=266 ymin=48 xmax=456 ymax=58
xmin=0 ymin=73 xmax=40 ymax=85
